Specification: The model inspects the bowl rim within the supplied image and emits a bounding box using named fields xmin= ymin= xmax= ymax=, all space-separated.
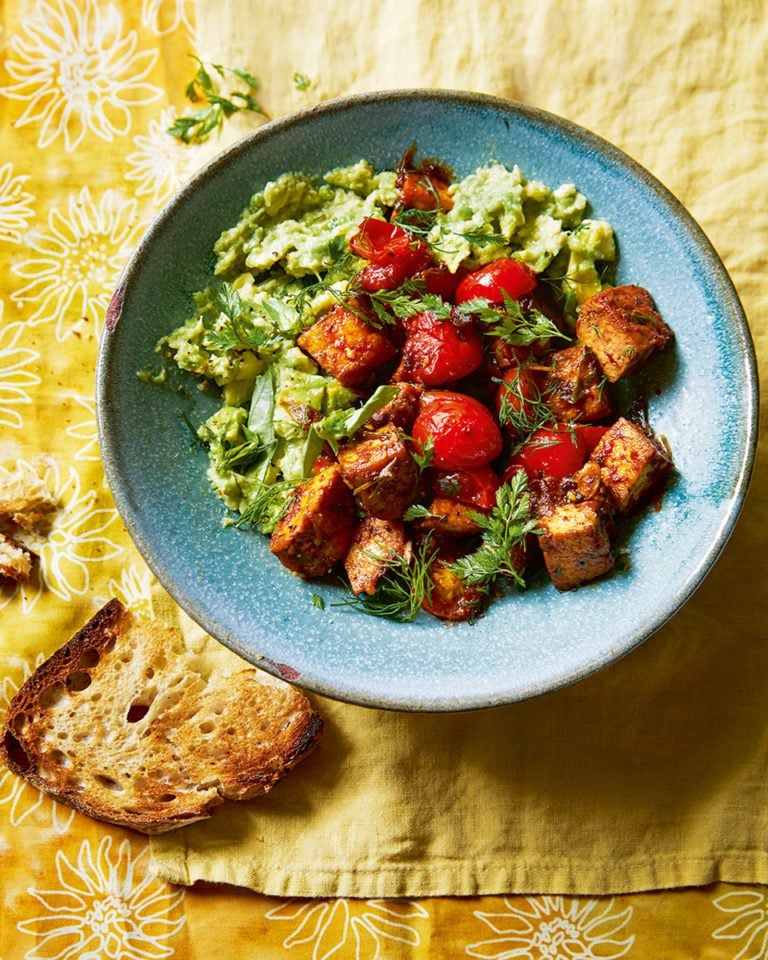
xmin=97 ymin=88 xmax=760 ymax=712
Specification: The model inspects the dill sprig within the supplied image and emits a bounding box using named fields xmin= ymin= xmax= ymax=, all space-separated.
xmin=494 ymin=370 xmax=556 ymax=438
xmin=336 ymin=538 xmax=438 ymax=622
xmin=447 ymin=472 xmax=539 ymax=590
xmin=234 ymin=479 xmax=296 ymax=533
xmin=203 ymin=283 xmax=278 ymax=352
xmin=168 ymin=58 xmax=267 ymax=144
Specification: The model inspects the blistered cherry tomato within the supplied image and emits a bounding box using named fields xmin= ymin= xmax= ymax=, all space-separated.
xmin=356 ymin=261 xmax=409 ymax=292
xmin=455 ymin=258 xmax=538 ymax=305
xmin=399 ymin=312 xmax=483 ymax=386
xmin=416 ymin=263 xmax=464 ymax=300
xmin=432 ymin=465 xmax=501 ymax=511
xmin=350 ymin=217 xmax=432 ymax=275
xmin=504 ymin=424 xmax=609 ymax=482
xmin=495 ymin=365 xmax=539 ymax=436
xmin=413 ymin=391 xmax=502 ymax=469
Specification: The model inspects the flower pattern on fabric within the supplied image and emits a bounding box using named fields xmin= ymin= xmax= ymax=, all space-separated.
xmin=64 ymin=394 xmax=99 ymax=462
xmin=0 ymin=653 xmax=76 ymax=832
xmin=712 ymin=889 xmax=768 ymax=959
xmin=0 ymin=311 xmax=41 ymax=429
xmin=466 ymin=896 xmax=634 ymax=959
xmin=0 ymin=162 xmax=36 ymax=243
xmin=1 ymin=0 xmax=162 ymax=152
xmin=11 ymin=186 xmax=140 ymax=340
xmin=125 ymin=107 xmax=202 ymax=204
xmin=265 ymin=898 xmax=430 ymax=959
xmin=140 ymin=0 xmax=195 ymax=39
xmin=93 ymin=562 xmax=156 ymax=619
xmin=0 ymin=459 xmax=123 ymax=614
xmin=16 ymin=836 xmax=186 ymax=960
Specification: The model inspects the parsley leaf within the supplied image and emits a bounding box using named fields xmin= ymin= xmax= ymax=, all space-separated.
xmin=203 ymin=282 xmax=278 ymax=352
xmin=168 ymin=57 xmax=267 ymax=144
xmin=458 ymin=291 xmax=569 ymax=346
xmin=447 ymin=472 xmax=539 ymax=590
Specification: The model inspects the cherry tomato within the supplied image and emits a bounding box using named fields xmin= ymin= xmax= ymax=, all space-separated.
xmin=412 ymin=391 xmax=502 ymax=469
xmin=455 ymin=257 xmax=538 ymax=305
xmin=356 ymin=260 xmax=410 ymax=292
xmin=400 ymin=171 xmax=454 ymax=211
xmin=431 ymin=465 xmax=501 ymax=511
xmin=399 ymin=312 xmax=483 ymax=386
xmin=349 ymin=217 xmax=432 ymax=275
xmin=494 ymin=365 xmax=539 ymax=436
xmin=503 ymin=424 xmax=609 ymax=482
xmin=416 ymin=263 xmax=464 ymax=300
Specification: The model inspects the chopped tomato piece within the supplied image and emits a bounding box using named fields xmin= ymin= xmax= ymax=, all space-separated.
xmin=349 ymin=217 xmax=433 ymax=275
xmin=400 ymin=171 xmax=454 ymax=211
xmin=397 ymin=312 xmax=483 ymax=386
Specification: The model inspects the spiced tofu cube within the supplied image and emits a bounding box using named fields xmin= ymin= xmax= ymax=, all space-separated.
xmin=576 ymin=285 xmax=673 ymax=382
xmin=537 ymin=501 xmax=615 ymax=591
xmin=269 ymin=465 xmax=355 ymax=578
xmin=297 ymin=305 xmax=397 ymax=387
xmin=344 ymin=517 xmax=407 ymax=595
xmin=367 ymin=382 xmax=423 ymax=432
xmin=589 ymin=417 xmax=672 ymax=515
xmin=337 ymin=425 xmax=419 ymax=520
xmin=414 ymin=497 xmax=483 ymax=536
xmin=544 ymin=345 xmax=614 ymax=422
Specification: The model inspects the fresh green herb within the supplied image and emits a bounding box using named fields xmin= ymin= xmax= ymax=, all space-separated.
xmin=181 ymin=412 xmax=208 ymax=450
xmin=168 ymin=57 xmax=267 ymax=144
xmin=234 ymin=479 xmax=296 ymax=533
xmin=293 ymin=72 xmax=312 ymax=91
xmin=411 ymin=434 xmax=435 ymax=471
xmin=312 ymin=384 xmax=399 ymax=454
xmin=220 ymin=427 xmax=273 ymax=471
xmin=336 ymin=538 xmax=438 ymax=622
xmin=311 ymin=593 xmax=325 ymax=609
xmin=447 ymin=472 xmax=540 ymax=590
xmin=458 ymin=291 xmax=569 ymax=346
xmin=402 ymin=504 xmax=440 ymax=521
xmin=459 ymin=230 xmax=508 ymax=247
xmin=203 ymin=283 xmax=278 ymax=352
xmin=494 ymin=369 xmax=556 ymax=438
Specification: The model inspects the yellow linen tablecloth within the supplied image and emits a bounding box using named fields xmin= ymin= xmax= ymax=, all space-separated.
xmin=1 ymin=0 xmax=767 ymax=957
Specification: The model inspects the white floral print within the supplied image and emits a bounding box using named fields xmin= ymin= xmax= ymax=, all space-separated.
xmin=266 ymin=898 xmax=429 ymax=959
xmin=0 ymin=162 xmax=36 ymax=243
xmin=1 ymin=0 xmax=162 ymax=152
xmin=11 ymin=186 xmax=140 ymax=341
xmin=125 ymin=107 xmax=202 ymax=205
xmin=93 ymin=561 xmax=155 ymax=619
xmin=0 ymin=653 xmax=75 ymax=833
xmin=17 ymin=836 xmax=186 ymax=960
xmin=466 ymin=896 xmax=634 ymax=960
xmin=0 ymin=311 xmax=41 ymax=429
xmin=64 ymin=394 xmax=99 ymax=462
xmin=140 ymin=0 xmax=194 ymax=39
xmin=0 ymin=458 xmax=123 ymax=614
xmin=712 ymin=888 xmax=768 ymax=959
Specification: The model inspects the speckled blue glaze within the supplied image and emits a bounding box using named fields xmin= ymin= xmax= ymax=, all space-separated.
xmin=97 ymin=91 xmax=758 ymax=712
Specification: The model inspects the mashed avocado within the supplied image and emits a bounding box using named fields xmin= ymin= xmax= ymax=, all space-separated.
xmin=157 ymin=157 xmax=615 ymax=533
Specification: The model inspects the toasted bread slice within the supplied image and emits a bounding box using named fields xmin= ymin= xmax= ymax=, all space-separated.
xmin=0 ymin=599 xmax=323 ymax=834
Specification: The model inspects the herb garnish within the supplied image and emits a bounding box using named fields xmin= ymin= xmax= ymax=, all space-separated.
xmin=336 ymin=538 xmax=438 ymax=622
xmin=447 ymin=472 xmax=539 ymax=590
xmin=293 ymin=72 xmax=312 ymax=91
xmin=461 ymin=291 xmax=569 ymax=346
xmin=203 ymin=283 xmax=278 ymax=352
xmin=234 ymin=479 xmax=296 ymax=533
xmin=168 ymin=58 xmax=267 ymax=144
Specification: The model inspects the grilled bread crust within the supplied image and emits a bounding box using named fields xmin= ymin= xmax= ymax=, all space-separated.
xmin=0 ymin=600 xmax=323 ymax=834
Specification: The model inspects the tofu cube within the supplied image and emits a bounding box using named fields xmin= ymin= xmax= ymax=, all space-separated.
xmin=297 ymin=305 xmax=397 ymax=387
xmin=537 ymin=501 xmax=615 ymax=591
xmin=269 ymin=465 xmax=355 ymax=578
xmin=337 ymin=425 xmax=419 ymax=520
xmin=589 ymin=417 xmax=672 ymax=515
xmin=414 ymin=497 xmax=483 ymax=535
xmin=576 ymin=285 xmax=673 ymax=382
xmin=368 ymin=382 xmax=423 ymax=432
xmin=544 ymin=345 xmax=614 ymax=422
xmin=344 ymin=516 xmax=407 ymax=596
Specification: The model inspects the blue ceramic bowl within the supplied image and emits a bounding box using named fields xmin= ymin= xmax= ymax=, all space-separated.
xmin=97 ymin=90 xmax=758 ymax=711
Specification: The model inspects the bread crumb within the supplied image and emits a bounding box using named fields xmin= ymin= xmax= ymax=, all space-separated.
xmin=0 ymin=464 xmax=57 ymax=532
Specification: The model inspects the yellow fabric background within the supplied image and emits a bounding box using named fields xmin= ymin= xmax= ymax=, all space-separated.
xmin=0 ymin=0 xmax=766 ymax=955
xmin=149 ymin=0 xmax=768 ymax=898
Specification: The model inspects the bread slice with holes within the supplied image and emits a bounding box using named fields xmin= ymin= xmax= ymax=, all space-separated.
xmin=0 ymin=599 xmax=323 ymax=834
